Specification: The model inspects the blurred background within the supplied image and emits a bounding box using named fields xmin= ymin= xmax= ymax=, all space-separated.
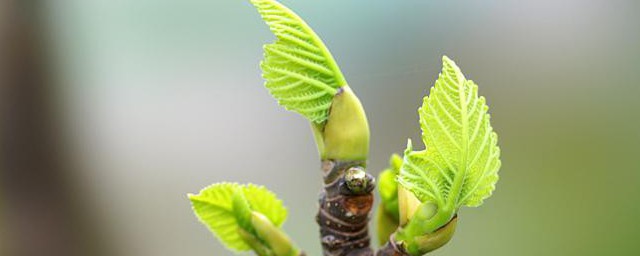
xmin=2 ymin=0 xmax=639 ymax=255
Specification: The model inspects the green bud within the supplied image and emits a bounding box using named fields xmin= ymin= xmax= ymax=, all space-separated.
xmin=398 ymin=186 xmax=421 ymax=226
xmin=396 ymin=201 xmax=457 ymax=255
xmin=231 ymin=188 xmax=254 ymax=233
xmin=406 ymin=216 xmax=458 ymax=255
xmin=378 ymin=170 xmax=399 ymax=221
xmin=389 ymin=153 xmax=403 ymax=171
xmin=251 ymin=212 xmax=299 ymax=256
xmin=376 ymin=204 xmax=399 ymax=246
xmin=238 ymin=228 xmax=275 ymax=256
xmin=400 ymin=202 xmax=454 ymax=239
xmin=322 ymin=86 xmax=370 ymax=161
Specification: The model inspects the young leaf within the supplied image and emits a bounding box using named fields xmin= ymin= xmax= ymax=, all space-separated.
xmin=188 ymin=183 xmax=289 ymax=252
xmin=243 ymin=184 xmax=288 ymax=227
xmin=250 ymin=0 xmax=347 ymax=123
xmin=188 ymin=183 xmax=249 ymax=251
xmin=398 ymin=56 xmax=501 ymax=212
xmin=376 ymin=153 xmax=403 ymax=245
xmin=378 ymin=153 xmax=403 ymax=220
xmin=232 ymin=187 xmax=254 ymax=233
xmin=375 ymin=205 xmax=398 ymax=246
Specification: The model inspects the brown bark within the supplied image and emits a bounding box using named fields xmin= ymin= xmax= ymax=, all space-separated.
xmin=0 ymin=1 xmax=107 ymax=255
xmin=376 ymin=241 xmax=409 ymax=256
xmin=1 ymin=1 xmax=77 ymax=255
xmin=376 ymin=236 xmax=409 ymax=256
xmin=317 ymin=160 xmax=375 ymax=256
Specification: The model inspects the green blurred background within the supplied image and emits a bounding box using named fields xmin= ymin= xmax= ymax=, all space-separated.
xmin=2 ymin=0 xmax=640 ymax=255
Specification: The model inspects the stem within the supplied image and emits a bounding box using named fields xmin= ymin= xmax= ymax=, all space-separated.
xmin=238 ymin=228 xmax=275 ymax=256
xmin=376 ymin=234 xmax=410 ymax=256
xmin=317 ymin=160 xmax=375 ymax=256
xmin=251 ymin=212 xmax=303 ymax=256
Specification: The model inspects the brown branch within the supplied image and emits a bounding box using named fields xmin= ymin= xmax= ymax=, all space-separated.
xmin=376 ymin=235 xmax=409 ymax=256
xmin=1 ymin=1 xmax=108 ymax=255
xmin=316 ymin=160 xmax=375 ymax=256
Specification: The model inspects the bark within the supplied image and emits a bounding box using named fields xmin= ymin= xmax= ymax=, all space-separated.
xmin=1 ymin=2 xmax=108 ymax=255
xmin=1 ymin=1 xmax=76 ymax=255
xmin=376 ymin=235 xmax=409 ymax=256
xmin=317 ymin=160 xmax=375 ymax=256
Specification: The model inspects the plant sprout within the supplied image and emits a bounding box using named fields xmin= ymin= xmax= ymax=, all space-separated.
xmin=188 ymin=1 xmax=501 ymax=255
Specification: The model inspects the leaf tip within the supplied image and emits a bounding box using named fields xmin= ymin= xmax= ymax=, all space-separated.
xmin=390 ymin=153 xmax=403 ymax=171
xmin=441 ymin=55 xmax=457 ymax=69
xmin=440 ymin=55 xmax=466 ymax=85
xmin=403 ymin=139 xmax=414 ymax=158
xmin=249 ymin=0 xmax=263 ymax=6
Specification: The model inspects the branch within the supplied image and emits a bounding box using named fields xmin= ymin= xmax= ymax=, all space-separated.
xmin=376 ymin=235 xmax=409 ymax=256
xmin=317 ymin=160 xmax=375 ymax=256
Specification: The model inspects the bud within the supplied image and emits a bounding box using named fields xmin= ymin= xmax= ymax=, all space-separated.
xmin=398 ymin=186 xmax=421 ymax=226
xmin=238 ymin=228 xmax=274 ymax=256
xmin=345 ymin=167 xmax=368 ymax=193
xmin=322 ymin=86 xmax=370 ymax=161
xmin=251 ymin=212 xmax=299 ymax=256
xmin=407 ymin=216 xmax=458 ymax=254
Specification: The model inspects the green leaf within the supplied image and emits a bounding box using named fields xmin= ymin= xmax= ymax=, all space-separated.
xmin=243 ymin=184 xmax=288 ymax=227
xmin=398 ymin=56 xmax=501 ymax=211
xmin=376 ymin=154 xmax=403 ymax=245
xmin=250 ymin=0 xmax=347 ymax=123
xmin=188 ymin=183 xmax=289 ymax=252
xmin=232 ymin=187 xmax=254 ymax=232
xmin=189 ymin=183 xmax=249 ymax=251
xmin=378 ymin=153 xmax=403 ymax=220
xmin=376 ymin=204 xmax=399 ymax=246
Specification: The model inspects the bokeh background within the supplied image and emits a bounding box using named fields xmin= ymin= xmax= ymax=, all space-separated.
xmin=2 ymin=0 xmax=640 ymax=255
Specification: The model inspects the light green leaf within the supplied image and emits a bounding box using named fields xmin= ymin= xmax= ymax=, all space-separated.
xmin=189 ymin=183 xmax=249 ymax=251
xmin=378 ymin=153 xmax=403 ymax=220
xmin=189 ymin=183 xmax=289 ymax=252
xmin=376 ymin=204 xmax=398 ymax=246
xmin=243 ymin=184 xmax=288 ymax=227
xmin=398 ymin=56 xmax=501 ymax=211
xmin=250 ymin=0 xmax=347 ymax=123
xmin=376 ymin=153 xmax=403 ymax=245
xmin=232 ymin=187 xmax=254 ymax=232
